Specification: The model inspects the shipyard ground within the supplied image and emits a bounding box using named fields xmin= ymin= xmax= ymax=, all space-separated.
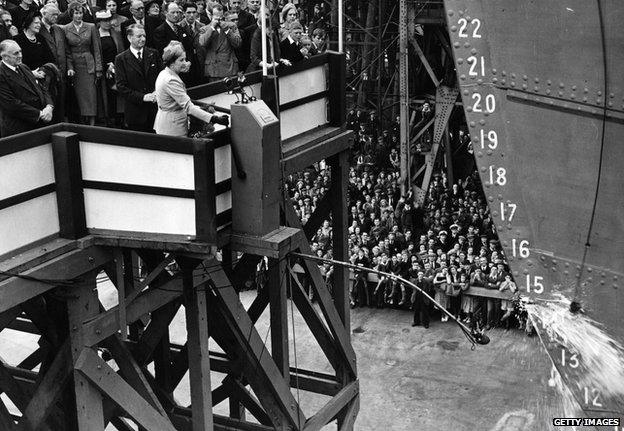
xmin=0 ymin=289 xmax=558 ymax=431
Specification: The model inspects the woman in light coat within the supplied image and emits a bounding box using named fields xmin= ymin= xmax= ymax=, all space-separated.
xmin=154 ymin=41 xmax=228 ymax=136
xmin=63 ymin=2 xmax=102 ymax=125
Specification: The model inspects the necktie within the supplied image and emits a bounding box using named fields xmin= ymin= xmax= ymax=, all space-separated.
xmin=137 ymin=50 xmax=142 ymax=62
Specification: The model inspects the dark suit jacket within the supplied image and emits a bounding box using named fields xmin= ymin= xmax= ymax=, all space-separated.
xmin=114 ymin=47 xmax=161 ymax=128
xmin=279 ymin=37 xmax=304 ymax=63
xmin=39 ymin=23 xmax=67 ymax=75
xmin=120 ymin=15 xmax=161 ymax=48
xmin=153 ymin=20 xmax=194 ymax=54
xmin=0 ymin=62 xmax=52 ymax=137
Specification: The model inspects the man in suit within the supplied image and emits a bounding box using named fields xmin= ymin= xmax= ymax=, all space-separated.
xmin=121 ymin=0 xmax=160 ymax=48
xmin=0 ymin=40 xmax=53 ymax=137
xmin=115 ymin=24 xmax=160 ymax=132
xmin=279 ymin=20 xmax=305 ymax=64
xmin=39 ymin=4 xmax=66 ymax=121
xmin=227 ymin=0 xmax=253 ymax=72
xmin=153 ymin=2 xmax=194 ymax=54
xmin=181 ymin=1 xmax=204 ymax=85
xmin=198 ymin=3 xmax=240 ymax=82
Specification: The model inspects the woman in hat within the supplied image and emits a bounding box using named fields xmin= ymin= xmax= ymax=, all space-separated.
xmin=62 ymin=1 xmax=102 ymax=125
xmin=278 ymin=2 xmax=297 ymax=41
xmin=154 ymin=41 xmax=228 ymax=136
xmin=96 ymin=9 xmax=124 ymax=126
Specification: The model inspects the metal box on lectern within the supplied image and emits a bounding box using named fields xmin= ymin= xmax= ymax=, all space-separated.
xmin=230 ymin=101 xmax=280 ymax=236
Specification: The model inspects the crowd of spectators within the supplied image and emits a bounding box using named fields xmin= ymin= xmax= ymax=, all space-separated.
xmin=0 ymin=0 xmax=330 ymax=135
xmin=286 ymin=106 xmax=529 ymax=333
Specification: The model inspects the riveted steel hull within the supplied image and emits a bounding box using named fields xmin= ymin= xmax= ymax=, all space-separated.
xmin=443 ymin=0 xmax=624 ymax=418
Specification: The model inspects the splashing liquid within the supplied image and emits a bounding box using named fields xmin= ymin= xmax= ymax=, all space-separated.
xmin=526 ymin=294 xmax=624 ymax=429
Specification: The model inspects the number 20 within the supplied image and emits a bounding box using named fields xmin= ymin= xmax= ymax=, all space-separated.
xmin=472 ymin=94 xmax=496 ymax=113
xmin=458 ymin=18 xmax=482 ymax=38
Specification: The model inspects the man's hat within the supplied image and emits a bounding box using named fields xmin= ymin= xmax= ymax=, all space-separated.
xmin=450 ymin=223 xmax=460 ymax=230
xmin=438 ymin=230 xmax=448 ymax=236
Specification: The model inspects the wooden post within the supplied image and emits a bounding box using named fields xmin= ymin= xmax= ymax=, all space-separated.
xmin=269 ymin=258 xmax=289 ymax=378
xmin=180 ymin=258 xmax=214 ymax=431
xmin=261 ymin=75 xmax=280 ymax=117
xmin=328 ymin=150 xmax=350 ymax=330
xmin=328 ymin=52 xmax=347 ymax=127
xmin=193 ymin=139 xmax=217 ymax=244
xmin=66 ymin=271 xmax=104 ymax=430
xmin=51 ymin=131 xmax=86 ymax=239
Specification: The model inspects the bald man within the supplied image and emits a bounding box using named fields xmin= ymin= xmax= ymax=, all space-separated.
xmin=0 ymin=40 xmax=53 ymax=137
xmin=121 ymin=0 xmax=161 ymax=48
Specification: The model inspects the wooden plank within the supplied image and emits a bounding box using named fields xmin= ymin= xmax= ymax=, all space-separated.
xmin=269 ymin=258 xmax=289 ymax=378
xmin=167 ymin=342 xmax=188 ymax=393
xmin=328 ymin=53 xmax=347 ymax=126
xmin=84 ymin=285 xmax=182 ymax=348
xmin=281 ymin=126 xmax=342 ymax=158
xmin=0 ymin=238 xmax=76 ymax=277
xmin=337 ymin=395 xmax=359 ymax=431
xmin=17 ymin=347 xmax=44 ymax=370
xmin=328 ymin=150 xmax=350 ymax=332
xmin=104 ymin=335 xmax=168 ymax=417
xmin=134 ymin=300 xmax=181 ymax=367
xmin=181 ymin=259 xmax=214 ymax=431
xmin=20 ymin=342 xmax=72 ymax=431
xmin=224 ymin=378 xmax=272 ymax=426
xmin=288 ymin=266 xmax=342 ymax=374
xmin=51 ymin=131 xmax=87 ymax=239
xmin=0 ymin=247 xmax=113 ymax=314
xmin=74 ymin=349 xmax=177 ymax=431
xmin=171 ymin=410 xmax=275 ymax=431
xmin=0 ymin=398 xmax=17 ymax=431
xmin=303 ymin=381 xmax=359 ymax=431
xmin=246 ymin=289 xmax=269 ymax=324
xmin=207 ymin=265 xmax=306 ymax=429
xmin=282 ymin=206 xmax=357 ymax=377
xmin=66 ymin=273 xmax=104 ymax=431
xmin=193 ymin=139 xmax=217 ymax=244
xmin=0 ymin=307 xmax=21 ymax=331
xmin=113 ymin=249 xmax=127 ymax=340
xmin=88 ymin=231 xmax=216 ymax=254
xmin=281 ymin=131 xmax=353 ymax=175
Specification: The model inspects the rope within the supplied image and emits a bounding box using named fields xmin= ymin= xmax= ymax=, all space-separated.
xmin=290 ymin=252 xmax=479 ymax=349
xmin=574 ymin=0 xmax=609 ymax=303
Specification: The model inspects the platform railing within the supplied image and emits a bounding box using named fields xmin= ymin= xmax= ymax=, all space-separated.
xmin=188 ymin=52 xmax=347 ymax=140
xmin=0 ymin=123 xmax=228 ymax=260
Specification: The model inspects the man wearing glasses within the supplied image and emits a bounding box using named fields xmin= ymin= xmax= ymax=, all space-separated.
xmin=121 ymin=0 xmax=160 ymax=48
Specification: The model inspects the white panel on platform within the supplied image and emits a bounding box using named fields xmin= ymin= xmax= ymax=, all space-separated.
xmin=0 ymin=193 xmax=59 ymax=256
xmin=197 ymin=83 xmax=262 ymax=112
xmin=214 ymin=144 xmax=231 ymax=183
xmin=0 ymin=145 xmax=55 ymax=200
xmin=80 ymin=142 xmax=195 ymax=190
xmin=279 ymin=66 xmax=326 ymax=105
xmin=216 ymin=191 xmax=231 ymax=214
xmin=84 ymin=189 xmax=196 ymax=236
xmin=280 ymin=99 xmax=328 ymax=140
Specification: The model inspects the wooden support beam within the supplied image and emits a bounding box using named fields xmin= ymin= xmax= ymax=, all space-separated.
xmin=337 ymin=395 xmax=359 ymax=431
xmin=66 ymin=273 xmax=104 ymax=431
xmin=104 ymin=335 xmax=168 ymax=417
xmin=17 ymin=347 xmax=44 ymax=370
xmin=0 ymin=307 xmax=20 ymax=331
xmin=288 ymin=266 xmax=342 ymax=374
xmin=171 ymin=410 xmax=275 ymax=431
xmin=83 ymin=284 xmax=182 ymax=348
xmin=0 ymin=399 xmax=17 ymax=431
xmin=328 ymin=150 xmax=350 ymax=331
xmin=224 ymin=377 xmax=272 ymax=426
xmin=281 ymin=131 xmax=352 ymax=175
xmin=51 ymin=131 xmax=87 ymax=239
xmin=113 ymin=249 xmax=128 ymax=340
xmin=246 ymin=289 xmax=269 ymax=324
xmin=300 ymin=193 xmax=331 ymax=240
xmin=207 ymin=265 xmax=306 ymax=429
xmin=75 ymin=349 xmax=177 ymax=431
xmin=282 ymin=206 xmax=357 ymax=378
xmin=0 ymin=247 xmax=113 ymax=314
xmin=302 ymin=381 xmax=359 ymax=431
xmin=268 ymin=258 xmax=289 ymax=378
xmin=19 ymin=341 xmax=72 ymax=431
xmin=180 ymin=258 xmax=214 ymax=431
